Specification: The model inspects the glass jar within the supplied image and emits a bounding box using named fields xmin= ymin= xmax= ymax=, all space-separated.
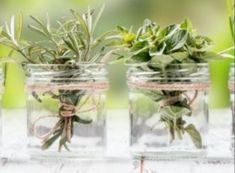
xmin=229 ymin=63 xmax=234 ymax=153
xmin=26 ymin=63 xmax=108 ymax=159
xmin=0 ymin=67 xmax=3 ymax=156
xmin=127 ymin=63 xmax=209 ymax=160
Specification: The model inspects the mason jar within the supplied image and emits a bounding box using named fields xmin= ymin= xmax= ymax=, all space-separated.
xmin=229 ymin=63 xmax=234 ymax=153
xmin=0 ymin=67 xmax=3 ymax=156
xmin=25 ymin=63 xmax=108 ymax=159
xmin=127 ymin=63 xmax=209 ymax=160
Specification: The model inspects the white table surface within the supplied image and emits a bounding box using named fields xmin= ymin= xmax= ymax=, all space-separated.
xmin=0 ymin=109 xmax=234 ymax=173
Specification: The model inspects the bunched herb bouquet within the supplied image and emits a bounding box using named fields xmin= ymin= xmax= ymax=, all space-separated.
xmin=0 ymin=6 xmax=118 ymax=155
xmin=116 ymin=19 xmax=221 ymax=158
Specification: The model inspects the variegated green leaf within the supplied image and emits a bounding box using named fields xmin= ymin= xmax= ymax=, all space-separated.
xmin=185 ymin=124 xmax=203 ymax=149
xmin=161 ymin=106 xmax=191 ymax=120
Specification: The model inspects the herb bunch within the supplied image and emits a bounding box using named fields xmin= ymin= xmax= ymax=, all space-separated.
xmin=117 ymin=19 xmax=219 ymax=148
xmin=0 ymin=6 xmax=117 ymax=64
xmin=0 ymin=6 xmax=116 ymax=151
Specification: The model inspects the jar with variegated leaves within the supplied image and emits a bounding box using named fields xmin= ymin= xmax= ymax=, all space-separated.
xmin=26 ymin=64 xmax=108 ymax=159
xmin=229 ymin=63 xmax=235 ymax=153
xmin=0 ymin=67 xmax=3 ymax=156
xmin=128 ymin=63 xmax=209 ymax=160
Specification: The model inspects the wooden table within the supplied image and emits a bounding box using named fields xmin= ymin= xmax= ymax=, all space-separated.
xmin=0 ymin=109 xmax=234 ymax=173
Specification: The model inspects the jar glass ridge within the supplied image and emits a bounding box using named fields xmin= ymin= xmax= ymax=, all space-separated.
xmin=229 ymin=63 xmax=235 ymax=153
xmin=0 ymin=67 xmax=3 ymax=156
xmin=127 ymin=63 xmax=209 ymax=160
xmin=26 ymin=63 xmax=108 ymax=159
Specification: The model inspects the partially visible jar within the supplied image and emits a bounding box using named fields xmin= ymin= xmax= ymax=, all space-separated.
xmin=26 ymin=63 xmax=109 ymax=159
xmin=128 ymin=63 xmax=209 ymax=160
xmin=229 ymin=63 xmax=235 ymax=153
xmin=0 ymin=66 xmax=3 ymax=156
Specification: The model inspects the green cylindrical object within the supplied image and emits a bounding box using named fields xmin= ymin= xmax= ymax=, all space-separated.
xmin=209 ymin=58 xmax=234 ymax=108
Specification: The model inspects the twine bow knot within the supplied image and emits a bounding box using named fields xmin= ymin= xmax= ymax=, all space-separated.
xmin=30 ymin=82 xmax=109 ymax=151
xmin=60 ymin=102 xmax=76 ymax=117
xmin=32 ymin=94 xmax=100 ymax=151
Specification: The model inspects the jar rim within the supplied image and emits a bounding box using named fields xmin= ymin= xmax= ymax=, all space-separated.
xmin=127 ymin=62 xmax=210 ymax=82
xmin=126 ymin=62 xmax=209 ymax=67
xmin=25 ymin=62 xmax=108 ymax=79
xmin=25 ymin=62 xmax=106 ymax=68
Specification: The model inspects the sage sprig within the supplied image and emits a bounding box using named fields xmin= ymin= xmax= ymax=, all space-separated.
xmin=0 ymin=6 xmax=117 ymax=151
xmin=117 ymin=18 xmax=218 ymax=65
xmin=117 ymin=19 xmax=220 ymax=148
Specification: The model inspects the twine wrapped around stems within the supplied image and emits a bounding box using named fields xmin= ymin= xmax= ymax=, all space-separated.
xmin=30 ymin=81 xmax=108 ymax=151
xmin=27 ymin=81 xmax=109 ymax=92
xmin=127 ymin=81 xmax=209 ymax=91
